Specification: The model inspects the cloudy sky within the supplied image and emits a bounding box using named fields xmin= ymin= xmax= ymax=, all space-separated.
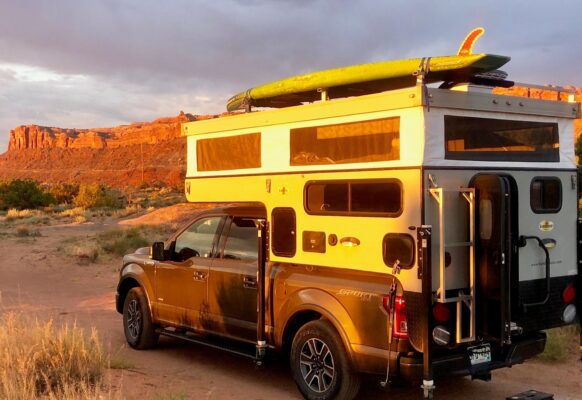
xmin=0 ymin=0 xmax=581 ymax=152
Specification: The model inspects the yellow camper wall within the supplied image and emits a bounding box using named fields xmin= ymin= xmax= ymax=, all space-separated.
xmin=185 ymin=168 xmax=423 ymax=293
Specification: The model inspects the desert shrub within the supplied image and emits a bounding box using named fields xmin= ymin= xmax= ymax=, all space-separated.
xmin=0 ymin=313 xmax=106 ymax=399
xmin=59 ymin=207 xmax=86 ymax=218
xmin=0 ymin=179 xmax=54 ymax=210
xmin=47 ymin=183 xmax=80 ymax=205
xmin=113 ymin=204 xmax=143 ymax=219
xmin=73 ymin=184 xmax=124 ymax=209
xmin=6 ymin=208 xmax=37 ymax=219
xmin=68 ymin=243 xmax=100 ymax=263
xmin=97 ymin=227 xmax=149 ymax=256
xmin=74 ymin=215 xmax=87 ymax=224
xmin=15 ymin=226 xmax=41 ymax=237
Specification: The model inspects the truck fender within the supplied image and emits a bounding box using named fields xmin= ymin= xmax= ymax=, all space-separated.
xmin=277 ymin=288 xmax=361 ymax=360
xmin=117 ymin=263 xmax=155 ymax=321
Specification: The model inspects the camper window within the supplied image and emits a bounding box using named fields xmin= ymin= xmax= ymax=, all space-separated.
xmin=271 ymin=208 xmax=296 ymax=257
xmin=530 ymin=177 xmax=562 ymax=213
xmin=290 ymin=117 xmax=400 ymax=166
xmin=197 ymin=133 xmax=261 ymax=171
xmin=444 ymin=116 xmax=559 ymax=162
xmin=383 ymin=234 xmax=415 ymax=269
xmin=305 ymin=179 xmax=402 ymax=216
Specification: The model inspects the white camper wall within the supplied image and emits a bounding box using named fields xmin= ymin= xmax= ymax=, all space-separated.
xmin=423 ymin=108 xmax=576 ymax=169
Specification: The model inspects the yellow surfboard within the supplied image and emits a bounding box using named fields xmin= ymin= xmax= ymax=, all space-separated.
xmin=227 ymin=28 xmax=509 ymax=111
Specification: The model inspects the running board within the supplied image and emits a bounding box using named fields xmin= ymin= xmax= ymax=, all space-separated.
xmin=156 ymin=328 xmax=269 ymax=361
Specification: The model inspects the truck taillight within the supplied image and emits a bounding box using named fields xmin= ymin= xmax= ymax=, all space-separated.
xmin=383 ymin=295 xmax=408 ymax=339
xmin=563 ymin=283 xmax=576 ymax=304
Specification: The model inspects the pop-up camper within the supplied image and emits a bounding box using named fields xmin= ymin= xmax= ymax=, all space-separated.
xmin=117 ymin=29 xmax=580 ymax=400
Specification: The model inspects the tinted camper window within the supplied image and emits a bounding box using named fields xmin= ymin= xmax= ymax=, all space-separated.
xmin=444 ymin=116 xmax=559 ymax=162
xmin=197 ymin=133 xmax=261 ymax=171
xmin=290 ymin=117 xmax=400 ymax=166
xmin=271 ymin=208 xmax=296 ymax=257
xmin=531 ymin=177 xmax=562 ymax=213
xmin=305 ymin=179 xmax=402 ymax=217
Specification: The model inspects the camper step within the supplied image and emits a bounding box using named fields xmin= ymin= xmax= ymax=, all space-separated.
xmin=156 ymin=328 xmax=268 ymax=361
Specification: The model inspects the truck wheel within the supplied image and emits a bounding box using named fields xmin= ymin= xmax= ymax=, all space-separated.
xmin=290 ymin=320 xmax=361 ymax=400
xmin=123 ymin=287 xmax=158 ymax=349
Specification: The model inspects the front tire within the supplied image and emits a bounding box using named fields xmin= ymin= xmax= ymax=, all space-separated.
xmin=123 ymin=287 xmax=158 ymax=349
xmin=290 ymin=320 xmax=361 ymax=400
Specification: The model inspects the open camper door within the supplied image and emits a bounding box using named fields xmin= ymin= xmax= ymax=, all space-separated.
xmin=471 ymin=174 xmax=516 ymax=344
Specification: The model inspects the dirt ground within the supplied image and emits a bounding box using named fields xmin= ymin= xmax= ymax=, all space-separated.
xmin=0 ymin=216 xmax=580 ymax=400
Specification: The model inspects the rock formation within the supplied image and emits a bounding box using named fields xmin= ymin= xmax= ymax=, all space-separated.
xmin=0 ymin=112 xmax=205 ymax=188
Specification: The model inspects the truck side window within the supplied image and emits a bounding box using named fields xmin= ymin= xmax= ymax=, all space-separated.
xmin=174 ymin=216 xmax=222 ymax=261
xmin=272 ymin=208 xmax=296 ymax=257
xmin=530 ymin=177 xmax=562 ymax=213
xmin=222 ymin=218 xmax=259 ymax=261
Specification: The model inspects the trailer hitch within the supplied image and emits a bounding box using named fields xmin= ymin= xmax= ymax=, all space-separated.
xmin=518 ymin=235 xmax=551 ymax=311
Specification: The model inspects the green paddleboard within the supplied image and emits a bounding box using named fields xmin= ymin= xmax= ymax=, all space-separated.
xmin=226 ymin=53 xmax=510 ymax=111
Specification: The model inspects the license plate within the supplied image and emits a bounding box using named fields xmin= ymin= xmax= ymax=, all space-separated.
xmin=468 ymin=343 xmax=491 ymax=365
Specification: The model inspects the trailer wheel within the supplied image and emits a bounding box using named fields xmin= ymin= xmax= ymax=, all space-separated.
xmin=290 ymin=320 xmax=360 ymax=400
xmin=123 ymin=287 xmax=158 ymax=349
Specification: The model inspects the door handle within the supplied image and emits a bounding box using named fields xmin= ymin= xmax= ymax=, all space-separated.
xmin=243 ymin=276 xmax=257 ymax=289
xmin=193 ymin=271 xmax=207 ymax=281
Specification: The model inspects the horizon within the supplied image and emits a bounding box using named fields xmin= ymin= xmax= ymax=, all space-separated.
xmin=1 ymin=0 xmax=582 ymax=152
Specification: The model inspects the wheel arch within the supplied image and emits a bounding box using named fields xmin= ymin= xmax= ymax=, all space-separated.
xmin=116 ymin=263 xmax=154 ymax=320
xmin=278 ymin=288 xmax=361 ymax=364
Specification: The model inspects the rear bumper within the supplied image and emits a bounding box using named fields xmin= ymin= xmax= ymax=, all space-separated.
xmin=398 ymin=332 xmax=546 ymax=382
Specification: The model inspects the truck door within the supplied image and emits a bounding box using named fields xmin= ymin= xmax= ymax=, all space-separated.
xmin=471 ymin=174 xmax=516 ymax=344
xmin=154 ymin=216 xmax=223 ymax=330
xmin=207 ymin=216 xmax=260 ymax=342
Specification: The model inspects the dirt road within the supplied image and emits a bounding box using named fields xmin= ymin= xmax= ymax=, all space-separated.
xmin=0 ymin=221 xmax=580 ymax=399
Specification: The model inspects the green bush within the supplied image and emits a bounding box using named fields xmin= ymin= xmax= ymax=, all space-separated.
xmin=0 ymin=179 xmax=54 ymax=210
xmin=47 ymin=183 xmax=80 ymax=205
xmin=73 ymin=184 xmax=124 ymax=209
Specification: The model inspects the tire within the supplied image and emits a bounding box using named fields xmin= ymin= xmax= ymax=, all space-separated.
xmin=123 ymin=287 xmax=159 ymax=349
xmin=290 ymin=320 xmax=361 ymax=400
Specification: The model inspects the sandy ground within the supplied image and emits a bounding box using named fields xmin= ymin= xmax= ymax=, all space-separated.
xmin=0 ymin=216 xmax=580 ymax=400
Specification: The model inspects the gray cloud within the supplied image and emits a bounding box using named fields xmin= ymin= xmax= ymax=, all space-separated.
xmin=0 ymin=0 xmax=581 ymax=151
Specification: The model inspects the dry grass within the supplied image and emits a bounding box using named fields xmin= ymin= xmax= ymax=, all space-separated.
xmin=538 ymin=324 xmax=580 ymax=362
xmin=0 ymin=312 xmax=110 ymax=399
xmin=59 ymin=207 xmax=86 ymax=218
xmin=5 ymin=208 xmax=42 ymax=220
xmin=113 ymin=204 xmax=143 ymax=219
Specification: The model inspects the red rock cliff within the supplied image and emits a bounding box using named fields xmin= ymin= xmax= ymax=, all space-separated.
xmin=0 ymin=112 xmax=206 ymax=188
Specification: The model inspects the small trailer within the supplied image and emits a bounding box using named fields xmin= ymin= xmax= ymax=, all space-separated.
xmin=117 ymin=31 xmax=580 ymax=400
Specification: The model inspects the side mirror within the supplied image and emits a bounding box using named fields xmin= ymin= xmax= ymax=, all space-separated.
xmin=150 ymin=242 xmax=165 ymax=261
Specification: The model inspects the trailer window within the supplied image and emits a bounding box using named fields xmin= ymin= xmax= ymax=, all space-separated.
xmin=197 ymin=133 xmax=261 ymax=171
xmin=444 ymin=116 xmax=559 ymax=162
xmin=383 ymin=234 xmax=415 ymax=269
xmin=271 ymin=208 xmax=296 ymax=257
xmin=305 ymin=179 xmax=402 ymax=217
xmin=530 ymin=177 xmax=562 ymax=213
xmin=290 ymin=117 xmax=400 ymax=166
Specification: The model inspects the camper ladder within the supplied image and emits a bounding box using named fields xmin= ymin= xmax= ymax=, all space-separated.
xmin=429 ymin=187 xmax=476 ymax=343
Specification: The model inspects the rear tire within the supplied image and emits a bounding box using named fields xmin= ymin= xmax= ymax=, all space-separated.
xmin=290 ymin=320 xmax=361 ymax=400
xmin=123 ymin=287 xmax=159 ymax=349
